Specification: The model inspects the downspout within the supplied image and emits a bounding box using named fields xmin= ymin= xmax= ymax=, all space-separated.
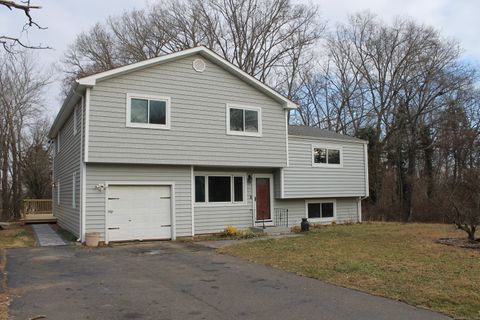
xmin=358 ymin=142 xmax=370 ymax=222
xmin=77 ymin=95 xmax=84 ymax=242
xmin=80 ymin=88 xmax=90 ymax=242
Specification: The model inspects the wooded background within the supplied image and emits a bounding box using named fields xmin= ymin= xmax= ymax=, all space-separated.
xmin=1 ymin=0 xmax=479 ymax=226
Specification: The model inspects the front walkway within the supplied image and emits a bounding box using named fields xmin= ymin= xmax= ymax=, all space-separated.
xmin=31 ymin=224 xmax=66 ymax=246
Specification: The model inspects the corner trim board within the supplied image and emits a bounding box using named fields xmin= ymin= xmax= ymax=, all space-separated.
xmin=84 ymin=88 xmax=90 ymax=163
xmin=190 ymin=165 xmax=195 ymax=236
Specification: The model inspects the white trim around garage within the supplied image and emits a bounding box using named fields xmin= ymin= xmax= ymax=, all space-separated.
xmin=103 ymin=181 xmax=176 ymax=244
xmin=190 ymin=165 xmax=195 ymax=236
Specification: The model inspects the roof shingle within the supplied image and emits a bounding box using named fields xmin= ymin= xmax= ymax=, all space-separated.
xmin=288 ymin=126 xmax=366 ymax=143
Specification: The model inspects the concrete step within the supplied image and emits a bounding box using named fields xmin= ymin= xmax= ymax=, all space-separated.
xmin=250 ymin=226 xmax=291 ymax=236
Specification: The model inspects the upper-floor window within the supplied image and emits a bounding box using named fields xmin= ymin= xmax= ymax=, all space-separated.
xmin=126 ymin=93 xmax=171 ymax=129
xmin=312 ymin=144 xmax=342 ymax=167
xmin=226 ymin=104 xmax=262 ymax=137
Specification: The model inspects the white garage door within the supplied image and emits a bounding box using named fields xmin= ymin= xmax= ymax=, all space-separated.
xmin=107 ymin=185 xmax=172 ymax=241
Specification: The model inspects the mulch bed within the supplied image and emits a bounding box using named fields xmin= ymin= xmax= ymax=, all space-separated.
xmin=436 ymin=237 xmax=480 ymax=250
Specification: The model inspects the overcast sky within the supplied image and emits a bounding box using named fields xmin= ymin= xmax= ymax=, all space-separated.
xmin=1 ymin=0 xmax=479 ymax=116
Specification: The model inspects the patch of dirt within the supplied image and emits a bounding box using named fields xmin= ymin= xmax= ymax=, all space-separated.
xmin=437 ymin=237 xmax=480 ymax=250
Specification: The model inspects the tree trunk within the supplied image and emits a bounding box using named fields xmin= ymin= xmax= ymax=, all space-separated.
xmin=403 ymin=141 xmax=416 ymax=222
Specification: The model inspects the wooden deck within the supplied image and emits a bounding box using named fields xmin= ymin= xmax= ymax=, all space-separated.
xmin=21 ymin=199 xmax=56 ymax=224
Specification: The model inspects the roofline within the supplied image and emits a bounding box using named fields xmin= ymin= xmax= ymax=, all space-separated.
xmin=288 ymin=134 xmax=368 ymax=144
xmin=48 ymin=83 xmax=85 ymax=138
xmin=77 ymin=46 xmax=298 ymax=109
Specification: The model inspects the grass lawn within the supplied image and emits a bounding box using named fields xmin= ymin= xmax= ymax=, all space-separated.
xmin=0 ymin=224 xmax=36 ymax=320
xmin=220 ymin=223 xmax=480 ymax=319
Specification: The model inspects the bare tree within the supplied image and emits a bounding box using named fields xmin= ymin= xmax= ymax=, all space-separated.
xmin=0 ymin=0 xmax=49 ymax=52
xmin=22 ymin=118 xmax=52 ymax=199
xmin=442 ymin=169 xmax=480 ymax=241
xmin=62 ymin=0 xmax=324 ymax=100
xmin=0 ymin=51 xmax=50 ymax=220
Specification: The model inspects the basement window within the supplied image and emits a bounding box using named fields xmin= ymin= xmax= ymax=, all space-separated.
xmin=306 ymin=200 xmax=335 ymax=221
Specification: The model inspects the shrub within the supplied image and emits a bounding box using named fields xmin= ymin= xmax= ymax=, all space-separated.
xmin=290 ymin=225 xmax=302 ymax=233
xmin=224 ymin=225 xmax=238 ymax=237
xmin=236 ymin=229 xmax=258 ymax=239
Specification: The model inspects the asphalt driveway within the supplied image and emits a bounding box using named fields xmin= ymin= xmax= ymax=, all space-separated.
xmin=6 ymin=241 xmax=449 ymax=320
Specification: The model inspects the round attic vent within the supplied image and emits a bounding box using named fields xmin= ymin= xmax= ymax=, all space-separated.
xmin=193 ymin=58 xmax=206 ymax=72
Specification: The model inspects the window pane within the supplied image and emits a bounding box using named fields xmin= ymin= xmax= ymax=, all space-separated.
xmin=313 ymin=148 xmax=327 ymax=163
xmin=308 ymin=203 xmax=321 ymax=218
xmin=131 ymin=98 xmax=148 ymax=123
xmin=149 ymin=100 xmax=166 ymax=124
xmin=245 ymin=110 xmax=258 ymax=132
xmin=195 ymin=176 xmax=205 ymax=203
xmin=208 ymin=176 xmax=231 ymax=202
xmin=230 ymin=108 xmax=244 ymax=131
xmin=234 ymin=176 xmax=243 ymax=202
xmin=321 ymin=203 xmax=334 ymax=218
xmin=328 ymin=149 xmax=340 ymax=164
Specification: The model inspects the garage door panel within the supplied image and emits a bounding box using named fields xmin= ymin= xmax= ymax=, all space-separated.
xmin=107 ymin=185 xmax=172 ymax=241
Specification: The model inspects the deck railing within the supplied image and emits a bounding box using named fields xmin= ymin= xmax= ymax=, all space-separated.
xmin=274 ymin=208 xmax=289 ymax=227
xmin=22 ymin=199 xmax=53 ymax=217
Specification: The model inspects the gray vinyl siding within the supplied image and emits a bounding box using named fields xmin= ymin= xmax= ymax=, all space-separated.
xmin=273 ymin=169 xmax=282 ymax=198
xmin=274 ymin=197 xmax=360 ymax=226
xmin=53 ymin=102 xmax=82 ymax=237
xmin=87 ymin=54 xmax=287 ymax=167
xmin=85 ymin=164 xmax=192 ymax=240
xmin=193 ymin=167 xmax=273 ymax=234
xmin=283 ymin=136 xmax=367 ymax=198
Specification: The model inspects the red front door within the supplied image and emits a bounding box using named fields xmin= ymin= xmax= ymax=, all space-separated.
xmin=256 ymin=177 xmax=271 ymax=221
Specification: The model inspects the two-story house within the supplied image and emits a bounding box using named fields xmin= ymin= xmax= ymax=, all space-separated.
xmin=49 ymin=46 xmax=368 ymax=243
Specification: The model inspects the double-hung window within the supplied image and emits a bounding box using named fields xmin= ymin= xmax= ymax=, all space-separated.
xmin=306 ymin=200 xmax=335 ymax=221
xmin=195 ymin=174 xmax=246 ymax=205
xmin=312 ymin=144 xmax=342 ymax=167
xmin=226 ymin=104 xmax=262 ymax=137
xmin=126 ymin=93 xmax=171 ymax=129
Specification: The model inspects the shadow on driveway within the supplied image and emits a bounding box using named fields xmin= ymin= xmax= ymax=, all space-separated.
xmin=6 ymin=241 xmax=450 ymax=320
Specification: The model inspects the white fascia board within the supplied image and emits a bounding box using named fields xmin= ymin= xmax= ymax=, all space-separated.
xmin=76 ymin=46 xmax=298 ymax=110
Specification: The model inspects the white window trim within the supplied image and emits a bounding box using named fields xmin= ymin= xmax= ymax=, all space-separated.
xmin=126 ymin=93 xmax=171 ymax=130
xmin=194 ymin=172 xmax=247 ymax=207
xmin=305 ymin=199 xmax=336 ymax=223
xmin=56 ymin=131 xmax=61 ymax=155
xmin=57 ymin=181 xmax=61 ymax=205
xmin=73 ymin=105 xmax=77 ymax=136
xmin=72 ymin=172 xmax=76 ymax=209
xmin=311 ymin=144 xmax=343 ymax=168
xmin=226 ymin=104 xmax=262 ymax=137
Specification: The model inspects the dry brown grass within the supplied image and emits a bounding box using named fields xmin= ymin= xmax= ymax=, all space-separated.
xmin=220 ymin=223 xmax=480 ymax=319
xmin=0 ymin=224 xmax=35 ymax=249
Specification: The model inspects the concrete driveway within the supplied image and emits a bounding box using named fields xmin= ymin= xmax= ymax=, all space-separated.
xmin=6 ymin=241 xmax=449 ymax=320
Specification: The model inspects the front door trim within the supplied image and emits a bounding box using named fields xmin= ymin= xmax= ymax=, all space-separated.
xmin=104 ymin=181 xmax=176 ymax=244
xmin=252 ymin=174 xmax=274 ymax=227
